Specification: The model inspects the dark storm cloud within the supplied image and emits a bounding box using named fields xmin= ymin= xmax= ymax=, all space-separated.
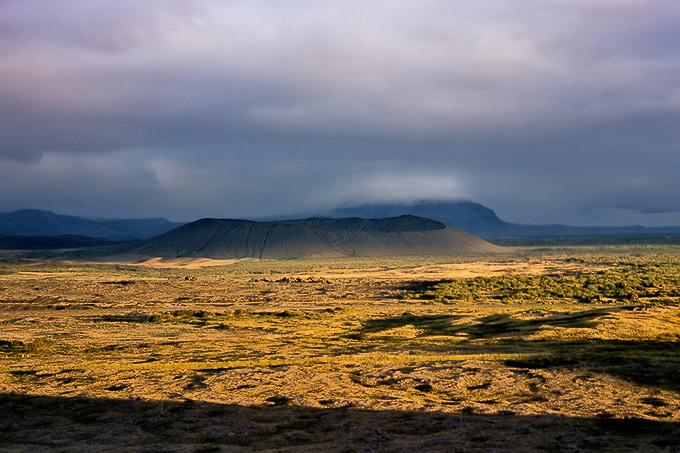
xmin=0 ymin=0 xmax=678 ymax=224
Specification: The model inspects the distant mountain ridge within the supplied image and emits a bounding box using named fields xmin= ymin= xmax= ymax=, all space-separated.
xmin=0 ymin=235 xmax=119 ymax=250
xmin=0 ymin=209 xmax=184 ymax=239
xmin=5 ymin=203 xmax=679 ymax=244
xmin=331 ymin=201 xmax=506 ymax=236
xmin=119 ymin=215 xmax=500 ymax=259
xmin=331 ymin=202 xmax=680 ymax=238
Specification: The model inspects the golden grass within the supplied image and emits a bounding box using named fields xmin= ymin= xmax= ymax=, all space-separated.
xmin=1 ymin=247 xmax=680 ymax=450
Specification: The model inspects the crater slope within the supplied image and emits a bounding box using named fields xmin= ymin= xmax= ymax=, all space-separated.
xmin=124 ymin=215 xmax=500 ymax=259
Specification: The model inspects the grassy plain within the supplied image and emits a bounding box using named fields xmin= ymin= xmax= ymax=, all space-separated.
xmin=1 ymin=246 xmax=680 ymax=451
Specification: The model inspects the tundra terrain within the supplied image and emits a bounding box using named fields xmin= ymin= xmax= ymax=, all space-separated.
xmin=1 ymin=247 xmax=680 ymax=451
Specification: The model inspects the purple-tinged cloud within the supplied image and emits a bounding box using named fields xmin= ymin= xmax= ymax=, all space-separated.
xmin=0 ymin=1 xmax=678 ymax=225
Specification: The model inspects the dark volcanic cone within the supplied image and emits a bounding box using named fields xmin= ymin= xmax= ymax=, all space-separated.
xmin=123 ymin=215 xmax=501 ymax=259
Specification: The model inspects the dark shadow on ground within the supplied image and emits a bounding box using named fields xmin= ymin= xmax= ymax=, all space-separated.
xmin=1 ymin=393 xmax=679 ymax=452
xmin=490 ymin=338 xmax=680 ymax=395
xmin=350 ymin=309 xmax=612 ymax=340
xmin=347 ymin=310 xmax=680 ymax=395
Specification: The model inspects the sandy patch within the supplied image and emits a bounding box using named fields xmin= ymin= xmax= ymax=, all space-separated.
xmin=133 ymin=257 xmax=251 ymax=269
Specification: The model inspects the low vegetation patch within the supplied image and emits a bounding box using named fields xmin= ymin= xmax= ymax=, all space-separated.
xmin=147 ymin=309 xmax=225 ymax=325
xmin=0 ymin=338 xmax=52 ymax=354
xmin=407 ymin=257 xmax=680 ymax=303
xmin=97 ymin=308 xmax=339 ymax=329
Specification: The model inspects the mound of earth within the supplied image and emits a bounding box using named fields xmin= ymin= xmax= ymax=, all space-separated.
xmin=121 ymin=215 xmax=501 ymax=259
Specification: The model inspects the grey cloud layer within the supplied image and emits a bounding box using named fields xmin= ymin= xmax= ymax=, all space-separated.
xmin=1 ymin=1 xmax=678 ymax=224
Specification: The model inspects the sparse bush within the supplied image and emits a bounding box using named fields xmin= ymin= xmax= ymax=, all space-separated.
xmin=407 ymin=257 xmax=680 ymax=304
xmin=0 ymin=338 xmax=52 ymax=354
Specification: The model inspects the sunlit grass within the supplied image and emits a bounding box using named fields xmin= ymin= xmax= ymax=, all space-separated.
xmin=1 ymin=246 xmax=679 ymax=433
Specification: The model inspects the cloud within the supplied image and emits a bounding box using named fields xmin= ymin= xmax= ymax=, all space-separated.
xmin=308 ymin=172 xmax=470 ymax=208
xmin=0 ymin=1 xmax=678 ymax=225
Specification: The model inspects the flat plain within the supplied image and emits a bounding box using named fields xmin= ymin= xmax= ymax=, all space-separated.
xmin=1 ymin=246 xmax=680 ymax=452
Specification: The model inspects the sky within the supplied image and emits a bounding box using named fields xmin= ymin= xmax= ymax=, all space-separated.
xmin=1 ymin=0 xmax=679 ymax=225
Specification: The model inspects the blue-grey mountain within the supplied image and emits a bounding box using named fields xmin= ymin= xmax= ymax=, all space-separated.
xmin=331 ymin=202 xmax=680 ymax=238
xmin=0 ymin=209 xmax=184 ymax=240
